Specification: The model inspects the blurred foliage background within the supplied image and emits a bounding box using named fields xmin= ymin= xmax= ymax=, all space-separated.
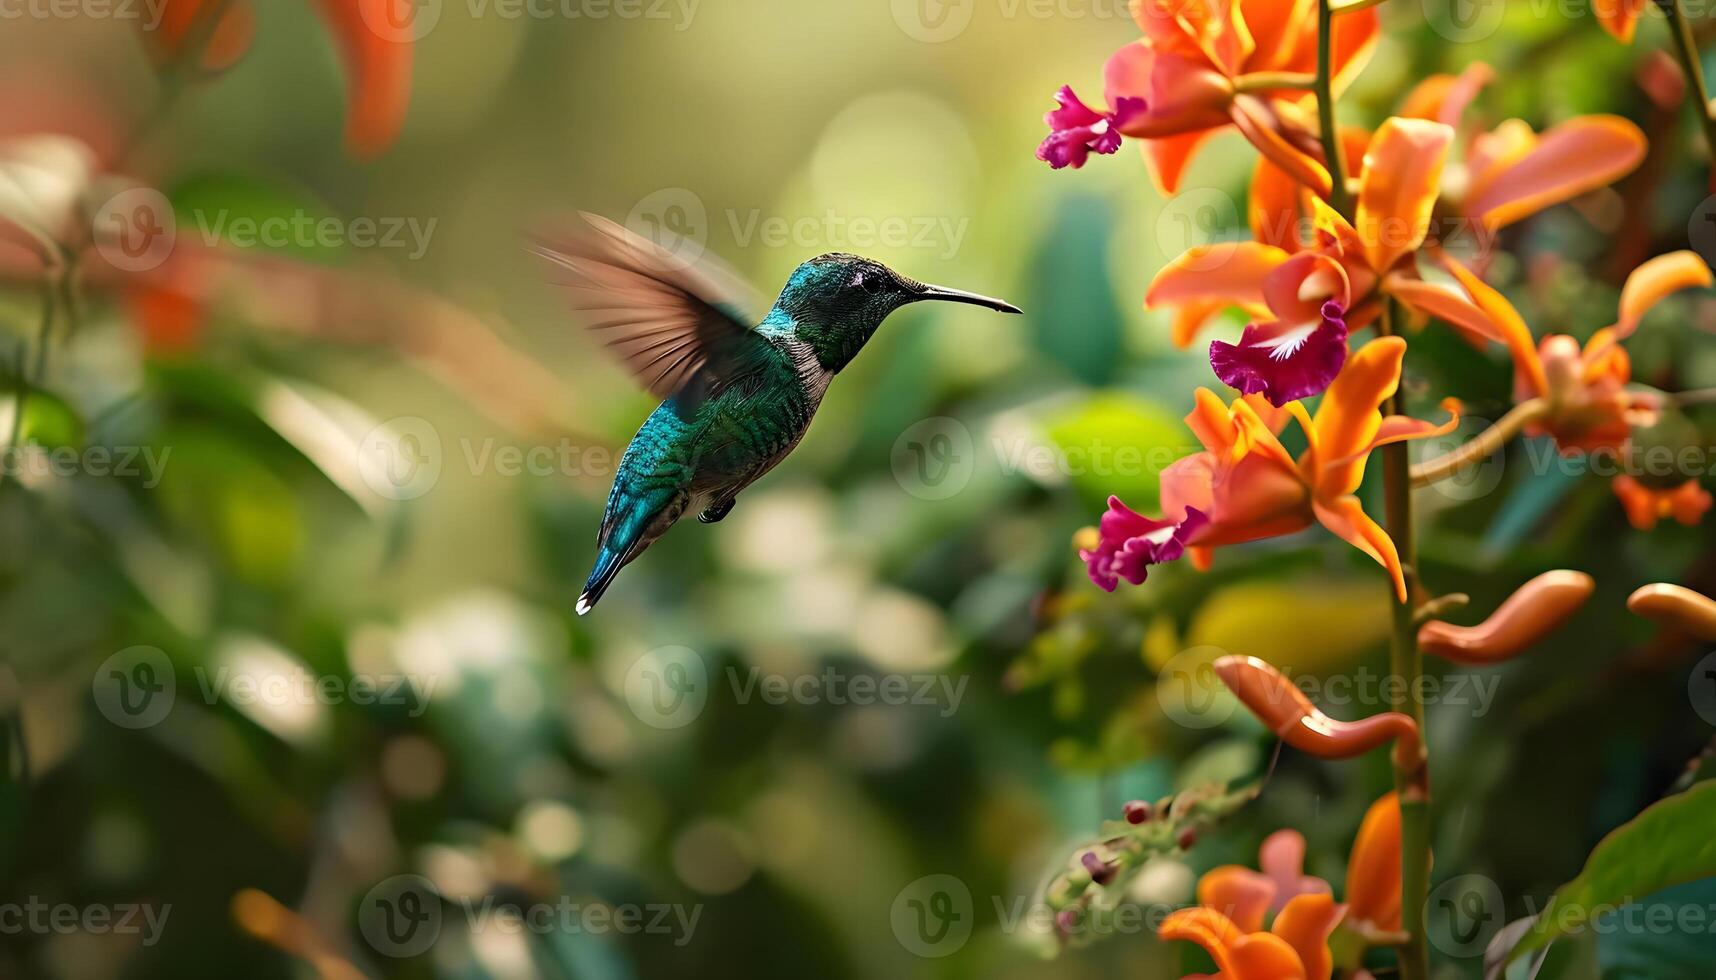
xmin=3 ymin=1 xmax=1716 ymax=978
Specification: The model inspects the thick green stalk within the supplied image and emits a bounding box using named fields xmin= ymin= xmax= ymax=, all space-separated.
xmin=1316 ymin=0 xmax=1352 ymax=215
xmin=1660 ymin=0 xmax=1716 ymax=161
xmin=1378 ymin=300 xmax=1430 ymax=980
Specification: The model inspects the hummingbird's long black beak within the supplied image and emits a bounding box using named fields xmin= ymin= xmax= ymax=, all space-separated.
xmin=913 ymin=283 xmax=1023 ymax=314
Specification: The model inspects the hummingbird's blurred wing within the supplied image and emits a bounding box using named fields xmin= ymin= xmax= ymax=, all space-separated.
xmin=531 ymin=213 xmax=769 ymax=402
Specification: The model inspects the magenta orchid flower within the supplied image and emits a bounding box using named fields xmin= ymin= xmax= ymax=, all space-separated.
xmin=1080 ymin=496 xmax=1208 ymax=591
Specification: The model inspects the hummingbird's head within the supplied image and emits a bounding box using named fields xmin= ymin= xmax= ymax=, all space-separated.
xmin=772 ymin=253 xmax=1021 ymax=372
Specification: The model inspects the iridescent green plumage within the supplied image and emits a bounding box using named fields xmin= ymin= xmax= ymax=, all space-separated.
xmin=535 ymin=215 xmax=1020 ymax=613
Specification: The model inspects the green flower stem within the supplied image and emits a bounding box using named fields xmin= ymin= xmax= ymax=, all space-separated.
xmin=1377 ymin=299 xmax=1430 ymax=980
xmin=1316 ymin=0 xmax=1352 ymax=215
xmin=1660 ymin=0 xmax=1716 ymax=162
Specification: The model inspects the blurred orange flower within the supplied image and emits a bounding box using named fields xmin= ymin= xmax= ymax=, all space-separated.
xmin=1157 ymin=792 xmax=1404 ymax=978
xmin=1421 ymin=250 xmax=1711 ymax=454
xmin=1613 ymin=475 xmax=1714 ymax=529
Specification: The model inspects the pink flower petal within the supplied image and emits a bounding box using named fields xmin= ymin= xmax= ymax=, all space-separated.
xmin=1209 ymin=301 xmax=1349 ymax=406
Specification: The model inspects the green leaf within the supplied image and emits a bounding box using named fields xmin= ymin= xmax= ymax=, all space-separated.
xmin=1508 ymin=781 xmax=1716 ymax=964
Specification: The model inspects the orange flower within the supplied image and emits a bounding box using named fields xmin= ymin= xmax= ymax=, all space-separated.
xmin=1613 ymin=475 xmax=1714 ymax=529
xmin=1040 ymin=0 xmax=1379 ymax=194
xmin=1153 ymin=118 xmax=1453 ymax=365
xmin=1415 ymin=250 xmax=1712 ymax=454
xmin=1344 ymin=793 xmax=1404 ymax=936
xmin=1395 ymin=64 xmax=1646 ymax=232
xmin=1597 ymin=0 xmax=1651 ymax=42
xmin=1158 ymin=894 xmax=1344 ymax=980
xmin=1245 ymin=66 xmax=1643 ymax=278
xmin=1158 ymin=792 xmax=1404 ymax=978
xmin=1147 ymin=337 xmax=1457 ymax=600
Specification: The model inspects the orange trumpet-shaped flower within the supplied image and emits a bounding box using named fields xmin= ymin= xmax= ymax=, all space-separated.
xmin=1039 ymin=0 xmax=1379 ymax=194
xmin=1124 ymin=337 xmax=1456 ymax=600
xmin=1417 ymin=570 xmax=1594 ymax=665
xmin=1413 ymin=250 xmax=1712 ymax=455
xmin=1613 ymin=475 xmax=1714 ymax=530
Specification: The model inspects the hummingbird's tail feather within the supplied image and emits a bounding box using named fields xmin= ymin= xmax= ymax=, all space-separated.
xmin=576 ymin=489 xmax=686 ymax=615
xmin=577 ymin=545 xmax=628 ymax=616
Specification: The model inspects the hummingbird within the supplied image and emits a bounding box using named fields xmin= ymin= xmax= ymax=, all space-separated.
xmin=534 ymin=214 xmax=1021 ymax=615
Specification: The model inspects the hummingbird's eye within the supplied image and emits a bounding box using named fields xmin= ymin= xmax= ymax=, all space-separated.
xmin=853 ymin=270 xmax=884 ymax=294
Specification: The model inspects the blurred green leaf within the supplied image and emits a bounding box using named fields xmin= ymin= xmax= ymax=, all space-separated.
xmin=1045 ymin=392 xmax=1183 ymax=510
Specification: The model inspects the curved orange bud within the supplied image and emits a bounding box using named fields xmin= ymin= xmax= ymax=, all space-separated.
xmin=1213 ymin=656 xmax=1420 ymax=765
xmin=310 ymin=0 xmax=415 ymax=159
xmin=146 ymin=0 xmax=255 ymax=73
xmin=1628 ymin=584 xmax=1716 ymax=641
xmin=1344 ymin=793 xmax=1402 ymax=933
xmin=1416 ymin=570 xmax=1594 ymax=665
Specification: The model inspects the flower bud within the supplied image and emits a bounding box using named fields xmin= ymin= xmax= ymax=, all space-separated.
xmin=1628 ymin=583 xmax=1716 ymax=641
xmin=1123 ymin=800 xmax=1152 ymax=824
xmin=1213 ymin=656 xmax=1420 ymax=765
xmin=1417 ymin=570 xmax=1594 ymax=664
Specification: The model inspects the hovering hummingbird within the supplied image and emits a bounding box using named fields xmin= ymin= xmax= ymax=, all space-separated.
xmin=534 ymin=214 xmax=1021 ymax=614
